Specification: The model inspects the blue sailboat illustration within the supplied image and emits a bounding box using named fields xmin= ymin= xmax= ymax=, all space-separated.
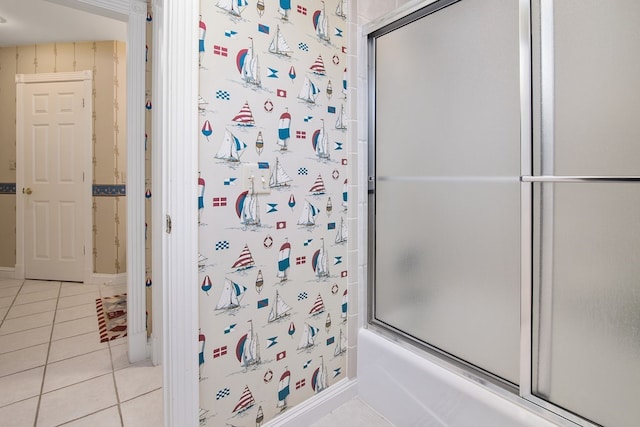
xmin=298 ymin=77 xmax=320 ymax=103
xmin=297 ymin=200 xmax=320 ymax=226
xmin=217 ymin=0 xmax=248 ymax=17
xmin=297 ymin=322 xmax=320 ymax=350
xmin=215 ymin=129 xmax=247 ymax=162
xmin=215 ymin=278 xmax=247 ymax=310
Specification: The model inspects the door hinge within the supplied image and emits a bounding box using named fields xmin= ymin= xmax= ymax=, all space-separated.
xmin=166 ymin=215 xmax=172 ymax=234
xmin=82 ymin=98 xmax=85 ymax=108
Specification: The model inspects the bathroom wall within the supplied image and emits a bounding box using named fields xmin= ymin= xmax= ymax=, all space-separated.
xmin=0 ymin=41 xmax=127 ymax=275
xmin=197 ymin=0 xmax=349 ymax=424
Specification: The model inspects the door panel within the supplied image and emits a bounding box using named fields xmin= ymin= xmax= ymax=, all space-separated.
xmin=22 ymin=81 xmax=86 ymax=282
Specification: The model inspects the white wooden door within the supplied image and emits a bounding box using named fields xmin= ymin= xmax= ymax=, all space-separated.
xmin=21 ymin=80 xmax=87 ymax=282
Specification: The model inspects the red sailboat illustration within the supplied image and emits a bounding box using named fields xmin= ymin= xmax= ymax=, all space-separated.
xmin=313 ymin=1 xmax=330 ymax=42
xmin=232 ymin=385 xmax=256 ymax=414
xmin=312 ymin=238 xmax=329 ymax=278
xmin=309 ymin=174 xmax=327 ymax=195
xmin=309 ymin=293 xmax=325 ymax=316
xmin=217 ymin=0 xmax=248 ymax=17
xmin=236 ymin=181 xmax=260 ymax=227
xmin=232 ymin=101 xmax=255 ymax=126
xmin=309 ymin=54 xmax=326 ymax=75
xmin=236 ymin=37 xmax=261 ymax=87
xmin=232 ymin=244 xmax=255 ymax=270
xmin=236 ymin=320 xmax=261 ymax=367
xmin=312 ymin=119 xmax=330 ymax=160
xmin=311 ymin=355 xmax=328 ymax=393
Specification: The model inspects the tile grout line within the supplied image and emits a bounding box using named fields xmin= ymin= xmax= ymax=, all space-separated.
xmin=103 ymin=279 xmax=126 ymax=427
xmin=0 ymin=282 xmax=25 ymax=328
xmin=33 ymin=281 xmax=63 ymax=427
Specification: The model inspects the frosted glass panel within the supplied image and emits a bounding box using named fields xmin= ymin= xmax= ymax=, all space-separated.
xmin=552 ymin=0 xmax=640 ymax=175
xmin=375 ymin=180 xmax=520 ymax=383
xmin=372 ymin=0 xmax=521 ymax=383
xmin=533 ymin=183 xmax=640 ymax=427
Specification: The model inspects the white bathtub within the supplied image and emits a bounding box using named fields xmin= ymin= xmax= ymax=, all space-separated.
xmin=357 ymin=329 xmax=560 ymax=427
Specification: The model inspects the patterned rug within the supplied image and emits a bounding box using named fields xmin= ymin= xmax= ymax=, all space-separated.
xmin=96 ymin=294 xmax=127 ymax=342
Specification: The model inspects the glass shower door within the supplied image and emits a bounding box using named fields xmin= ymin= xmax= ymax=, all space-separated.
xmin=529 ymin=1 xmax=640 ymax=425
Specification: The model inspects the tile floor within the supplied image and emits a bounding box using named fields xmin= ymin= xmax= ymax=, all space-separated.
xmin=311 ymin=398 xmax=394 ymax=427
xmin=0 ymin=279 xmax=162 ymax=427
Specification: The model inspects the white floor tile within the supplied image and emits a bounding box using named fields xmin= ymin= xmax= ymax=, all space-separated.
xmin=48 ymin=331 xmax=108 ymax=363
xmin=37 ymin=374 xmax=118 ymax=427
xmin=20 ymin=281 xmax=60 ymax=295
xmin=55 ymin=303 xmax=98 ymax=324
xmin=0 ymin=396 xmax=39 ymax=427
xmin=310 ymin=398 xmax=395 ymax=427
xmin=0 ymin=311 xmax=55 ymax=336
xmin=0 ymin=325 xmax=52 ymax=354
xmin=52 ymin=316 xmax=99 ymax=341
xmin=0 ymin=307 xmax=8 ymax=319
xmin=0 ymin=286 xmax=21 ymax=298
xmin=0 ymin=279 xmax=23 ymax=288
xmin=43 ymin=349 xmax=112 ymax=393
xmin=5 ymin=299 xmax=57 ymax=319
xmin=115 ymin=361 xmax=163 ymax=402
xmin=0 ymin=366 xmax=44 ymax=407
xmin=13 ymin=289 xmax=59 ymax=305
xmin=57 ymin=292 xmax=101 ymax=310
xmin=60 ymin=283 xmax=100 ymax=298
xmin=61 ymin=405 xmax=122 ymax=427
xmin=110 ymin=342 xmax=131 ymax=372
xmin=0 ymin=343 xmax=49 ymax=378
xmin=121 ymin=389 xmax=163 ymax=427
xmin=0 ymin=295 xmax=15 ymax=309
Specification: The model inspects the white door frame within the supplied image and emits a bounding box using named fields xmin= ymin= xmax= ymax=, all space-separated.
xmin=15 ymin=71 xmax=94 ymax=285
xmin=59 ymin=0 xmax=199 ymax=424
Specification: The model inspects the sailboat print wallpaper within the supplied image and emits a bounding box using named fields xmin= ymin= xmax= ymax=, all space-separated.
xmin=198 ymin=0 xmax=349 ymax=425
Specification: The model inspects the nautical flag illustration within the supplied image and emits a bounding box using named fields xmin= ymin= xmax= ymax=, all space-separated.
xmin=297 ymin=200 xmax=320 ymax=226
xmin=268 ymin=290 xmax=292 ymax=322
xmin=297 ymin=77 xmax=320 ymax=103
xmin=327 ymin=222 xmax=336 ymax=230
xmin=258 ymin=23 xmax=270 ymax=34
xmin=297 ymin=322 xmax=319 ymax=350
xmin=232 ymin=101 xmax=256 ymax=126
xmin=335 ymin=28 xmax=343 ymax=37
xmin=278 ymin=0 xmax=291 ymax=21
xmin=298 ymin=291 xmax=308 ymax=300
xmin=215 ymin=278 xmax=247 ymax=310
xmin=334 ymin=256 xmax=343 ymax=265
xmin=269 ymin=25 xmax=292 ymax=56
xmin=224 ymin=177 xmax=237 ymax=186
xmin=217 ymin=0 xmax=248 ymax=17
xmin=213 ymin=45 xmax=228 ymax=57
xmin=277 ymin=221 xmax=287 ymax=229
xmin=232 ymin=385 xmax=256 ymax=414
xmin=289 ymin=66 xmax=296 ymax=82
xmin=268 ymin=68 xmax=278 ymax=78
xmin=327 ymin=106 xmax=336 ymax=114
xmin=267 ymin=336 xmax=278 ymax=348
xmin=309 ymin=174 xmax=327 ymax=194
xmin=313 ymin=2 xmax=330 ymax=42
xmin=335 ymin=142 xmax=343 ymax=150
xmin=311 ymin=356 xmax=327 ymax=393
xmin=224 ymin=323 xmax=237 ymax=334
xmin=341 ymin=289 xmax=348 ymax=319
xmin=312 ymin=239 xmax=330 ymax=278
xmin=326 ymin=336 xmax=335 ymax=345
xmin=224 ymin=29 xmax=238 ymax=38
xmin=215 ymin=129 xmax=247 ymax=162
xmin=270 ymin=157 xmax=292 ymax=188
xmin=303 ymin=239 xmax=313 ymax=246
xmin=236 ymin=320 xmax=261 ymax=367
xmin=277 ymin=89 xmax=287 ymax=98
xmin=312 ymin=120 xmax=330 ymax=160
xmin=303 ymin=359 xmax=312 ymax=369
xmin=213 ymin=345 xmax=228 ymax=358
xmin=201 ymin=275 xmax=212 ymax=294
xmin=277 ymin=109 xmax=291 ymax=150
xmin=333 ymin=367 xmax=342 ymax=378
xmin=267 ymin=203 xmax=278 ymax=213
xmin=277 ymin=239 xmax=291 ymax=281
xmin=201 ymin=120 xmax=212 ymax=140
xmin=277 ymin=351 xmax=287 ymax=360
xmin=216 ymin=388 xmax=230 ymax=400
xmin=236 ymin=39 xmax=261 ymax=87
xmin=310 ymin=54 xmax=326 ymax=75
xmin=309 ymin=293 xmax=325 ymax=315
xmin=304 ymin=115 xmax=313 ymax=122
xmin=277 ymin=369 xmax=291 ymax=410
xmin=297 ymin=5 xmax=307 ymax=15
xmin=215 ymin=90 xmax=230 ymax=100
xmin=288 ymin=194 xmax=296 ymax=209
xmin=232 ymin=244 xmax=256 ymax=270
xmin=257 ymin=298 xmax=269 ymax=309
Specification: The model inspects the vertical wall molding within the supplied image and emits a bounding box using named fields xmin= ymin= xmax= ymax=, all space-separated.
xmin=126 ymin=0 xmax=149 ymax=364
xmin=157 ymin=0 xmax=199 ymax=425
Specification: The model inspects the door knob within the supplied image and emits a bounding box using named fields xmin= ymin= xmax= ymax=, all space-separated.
xmin=23 ymin=187 xmax=32 ymax=195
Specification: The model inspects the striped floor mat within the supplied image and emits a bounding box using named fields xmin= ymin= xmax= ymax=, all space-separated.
xmin=96 ymin=294 xmax=127 ymax=342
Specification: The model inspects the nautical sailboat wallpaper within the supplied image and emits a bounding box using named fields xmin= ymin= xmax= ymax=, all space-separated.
xmin=198 ymin=0 xmax=349 ymax=425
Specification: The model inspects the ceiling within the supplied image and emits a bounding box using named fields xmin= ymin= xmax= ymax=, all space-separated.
xmin=0 ymin=0 xmax=127 ymax=47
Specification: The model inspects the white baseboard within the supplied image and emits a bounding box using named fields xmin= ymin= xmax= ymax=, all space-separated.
xmin=264 ymin=378 xmax=358 ymax=427
xmin=90 ymin=272 xmax=127 ymax=286
xmin=0 ymin=267 xmax=16 ymax=279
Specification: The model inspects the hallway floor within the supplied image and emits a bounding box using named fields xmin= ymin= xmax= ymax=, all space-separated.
xmin=0 ymin=279 xmax=162 ymax=427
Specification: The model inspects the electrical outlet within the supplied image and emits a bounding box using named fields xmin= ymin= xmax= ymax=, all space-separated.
xmin=241 ymin=163 xmax=271 ymax=194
